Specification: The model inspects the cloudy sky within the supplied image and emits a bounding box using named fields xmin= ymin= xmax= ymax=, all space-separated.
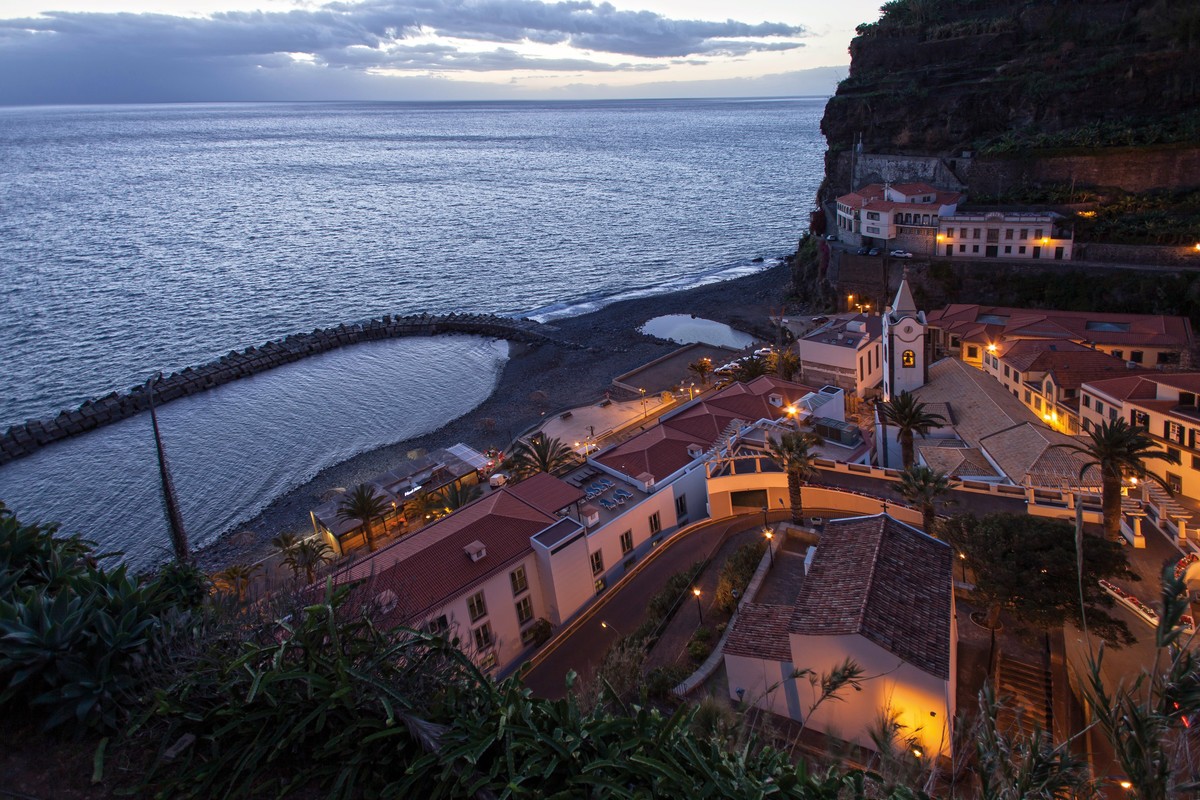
xmin=0 ymin=0 xmax=884 ymax=104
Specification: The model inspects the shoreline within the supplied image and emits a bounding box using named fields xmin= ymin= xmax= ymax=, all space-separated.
xmin=195 ymin=260 xmax=798 ymax=570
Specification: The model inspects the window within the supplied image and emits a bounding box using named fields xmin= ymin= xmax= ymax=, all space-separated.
xmin=1020 ymin=228 xmax=1028 ymax=239
xmin=972 ymin=245 xmax=980 ymax=253
xmin=1005 ymin=228 xmax=1014 ymax=240
xmin=1167 ymin=421 xmax=1185 ymax=444
xmin=1109 ymin=408 xmax=1117 ymax=421
xmin=1130 ymin=351 xmax=1143 ymax=363
xmin=966 ymin=346 xmax=978 ymax=359
xmin=620 ymin=530 xmax=633 ymax=555
xmin=1112 ymin=349 xmax=1123 ymax=360
xmin=649 ymin=511 xmax=661 ymax=534
xmin=959 ymin=244 xmax=966 ymax=253
xmin=1168 ymin=472 xmax=1184 ymax=492
xmin=594 ymin=577 xmax=606 ymax=594
xmin=480 ymin=651 xmax=497 ymax=671
xmin=427 ymin=615 xmax=449 ymax=635
xmin=675 ymin=494 xmax=688 ymax=518
xmin=1018 ymin=246 xmax=1026 ymax=254
xmin=1095 ymin=400 xmax=1104 ymax=414
xmin=473 ymin=622 xmax=493 ymax=650
xmin=590 ymin=550 xmax=604 ymax=576
xmin=1004 ymin=246 xmax=1012 ymax=254
xmin=1035 ymin=229 xmax=1043 ymax=239
xmin=1024 ymin=389 xmax=1031 ymax=403
xmin=1131 ymin=410 xmax=1149 ymax=427
xmin=515 ymin=595 xmax=533 ymax=625
xmin=510 ymin=566 xmax=528 ymax=596
xmin=902 ymin=349 xmax=916 ymax=368
xmin=1034 ymin=397 xmax=1042 ymax=410
xmin=1158 ymin=351 xmax=1175 ymax=365
xmin=1191 ymin=454 xmax=1200 ymax=471
xmin=1083 ymin=395 xmax=1091 ymax=408
xmin=867 ymin=211 xmax=880 ymax=220
xmin=973 ymin=228 xmax=981 ymax=239
xmin=1003 ymin=365 xmax=1011 ymax=378
xmin=467 ymin=591 xmax=487 ymax=622
xmin=946 ymin=227 xmax=954 ymax=238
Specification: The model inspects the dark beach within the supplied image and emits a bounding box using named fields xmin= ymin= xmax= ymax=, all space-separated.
xmin=196 ymin=259 xmax=798 ymax=570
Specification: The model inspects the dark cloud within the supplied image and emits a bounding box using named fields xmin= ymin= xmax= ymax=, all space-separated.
xmin=0 ymin=0 xmax=807 ymax=103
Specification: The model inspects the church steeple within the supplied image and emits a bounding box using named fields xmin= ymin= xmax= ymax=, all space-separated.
xmin=890 ymin=267 xmax=917 ymax=317
xmin=881 ymin=267 xmax=927 ymax=400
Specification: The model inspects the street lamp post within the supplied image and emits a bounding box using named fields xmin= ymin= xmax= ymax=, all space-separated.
xmin=639 ymin=387 xmax=647 ymax=418
xmin=761 ymin=505 xmax=774 ymax=566
xmin=693 ymin=587 xmax=703 ymax=624
xmin=600 ymin=621 xmax=620 ymax=636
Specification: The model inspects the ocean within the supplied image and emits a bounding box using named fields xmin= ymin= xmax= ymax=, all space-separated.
xmin=0 ymin=98 xmax=826 ymax=565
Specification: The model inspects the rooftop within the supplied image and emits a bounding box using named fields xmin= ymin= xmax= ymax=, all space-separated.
xmin=915 ymin=440 xmax=1000 ymax=479
xmin=800 ymin=313 xmax=881 ymax=350
xmin=789 ymin=515 xmax=953 ymax=680
xmin=724 ymin=603 xmax=794 ymax=662
xmin=997 ymin=340 xmax=1146 ymax=389
xmin=1085 ymin=372 xmax=1200 ymax=403
xmin=929 ymin=304 xmax=1194 ymax=350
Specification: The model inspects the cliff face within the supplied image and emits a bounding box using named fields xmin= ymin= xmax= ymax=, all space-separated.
xmin=820 ymin=0 xmax=1200 ymax=195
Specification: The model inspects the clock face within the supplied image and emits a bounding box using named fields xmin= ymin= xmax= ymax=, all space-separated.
xmin=903 ymin=324 xmax=912 ymax=334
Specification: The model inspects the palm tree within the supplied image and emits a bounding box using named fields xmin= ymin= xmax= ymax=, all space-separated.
xmin=895 ymin=466 xmax=951 ymax=534
xmin=771 ymin=350 xmax=801 ymax=381
xmin=1053 ymin=418 xmax=1175 ymax=542
xmin=440 ymin=481 xmax=482 ymax=512
xmin=338 ymin=484 xmax=390 ymax=552
xmin=283 ymin=539 xmax=335 ymax=583
xmin=270 ymin=532 xmax=299 ymax=553
xmin=214 ymin=563 xmax=260 ymax=603
xmin=732 ymin=354 xmax=771 ymax=383
xmin=880 ymin=391 xmax=947 ymax=469
xmin=404 ymin=491 xmax=448 ymax=524
xmin=687 ymin=357 xmax=714 ymax=386
xmin=768 ymin=430 xmax=824 ymax=524
xmin=507 ymin=434 xmax=576 ymax=479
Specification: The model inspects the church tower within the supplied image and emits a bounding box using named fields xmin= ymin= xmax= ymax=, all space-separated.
xmin=881 ymin=269 xmax=927 ymax=400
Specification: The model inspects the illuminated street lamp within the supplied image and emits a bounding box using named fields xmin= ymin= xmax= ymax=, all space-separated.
xmin=639 ymin=387 xmax=648 ymax=418
xmin=693 ymin=587 xmax=703 ymax=624
xmin=600 ymin=621 xmax=620 ymax=635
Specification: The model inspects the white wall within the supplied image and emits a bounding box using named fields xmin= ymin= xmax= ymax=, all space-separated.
xmin=705 ymin=472 xmax=924 ymax=528
xmin=725 ymin=654 xmax=801 ymax=719
xmin=536 ymin=531 xmax=593 ymax=627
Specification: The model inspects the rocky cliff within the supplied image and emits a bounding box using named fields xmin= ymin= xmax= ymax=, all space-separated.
xmin=820 ymin=0 xmax=1200 ymax=197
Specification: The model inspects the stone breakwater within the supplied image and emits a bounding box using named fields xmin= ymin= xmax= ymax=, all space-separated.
xmin=0 ymin=313 xmax=579 ymax=467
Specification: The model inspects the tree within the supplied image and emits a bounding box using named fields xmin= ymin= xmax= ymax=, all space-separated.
xmin=941 ymin=512 xmax=1136 ymax=647
xmin=769 ymin=430 xmax=824 ymax=524
xmin=283 ymin=538 xmax=335 ymax=584
xmin=338 ymin=484 xmax=390 ymax=552
xmin=894 ymin=465 xmax=951 ymax=533
xmin=440 ymin=481 xmax=482 ymax=512
xmin=687 ymin=357 xmax=713 ymax=386
xmin=770 ymin=350 xmax=801 ymax=381
xmin=213 ymin=563 xmax=260 ymax=603
xmin=507 ymin=434 xmax=576 ymax=479
xmin=270 ymin=532 xmax=299 ymax=553
xmin=732 ymin=354 xmax=770 ymax=383
xmin=879 ymin=391 xmax=947 ymax=469
xmin=1052 ymin=418 xmax=1176 ymax=542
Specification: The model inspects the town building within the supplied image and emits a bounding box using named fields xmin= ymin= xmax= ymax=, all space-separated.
xmin=834 ymin=182 xmax=963 ymax=252
xmin=979 ymin=339 xmax=1149 ymax=435
xmin=927 ymin=304 xmax=1193 ymax=370
xmin=936 ymin=211 xmax=1073 ymax=260
xmin=723 ymin=514 xmax=956 ymax=758
xmin=794 ymin=312 xmax=883 ymax=399
xmin=1080 ymin=373 xmax=1200 ymax=501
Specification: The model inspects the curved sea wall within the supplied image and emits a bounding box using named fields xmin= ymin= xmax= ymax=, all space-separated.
xmin=0 ymin=313 xmax=575 ymax=466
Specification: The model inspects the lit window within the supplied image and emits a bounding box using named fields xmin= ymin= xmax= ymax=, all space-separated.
xmin=590 ymin=550 xmax=604 ymax=576
xmin=902 ymin=350 xmax=915 ymax=368
xmin=515 ymin=596 xmax=533 ymax=625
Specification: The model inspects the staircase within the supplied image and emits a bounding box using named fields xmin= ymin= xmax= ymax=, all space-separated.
xmin=995 ymin=654 xmax=1053 ymax=738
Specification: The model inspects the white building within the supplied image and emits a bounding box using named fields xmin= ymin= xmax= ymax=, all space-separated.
xmin=835 ymin=182 xmax=963 ymax=252
xmin=724 ymin=514 xmax=956 ymax=758
xmin=937 ymin=211 xmax=1073 ymax=261
xmin=794 ymin=313 xmax=883 ymax=399
xmin=881 ymin=275 xmax=928 ymax=400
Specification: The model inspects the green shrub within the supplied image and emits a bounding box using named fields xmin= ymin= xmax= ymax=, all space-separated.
xmin=645 ymin=664 xmax=690 ymax=700
xmin=715 ymin=541 xmax=767 ymax=613
xmin=688 ymin=637 xmax=715 ymax=663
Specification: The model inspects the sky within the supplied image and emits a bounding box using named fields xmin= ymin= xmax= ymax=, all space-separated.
xmin=0 ymin=0 xmax=885 ymax=104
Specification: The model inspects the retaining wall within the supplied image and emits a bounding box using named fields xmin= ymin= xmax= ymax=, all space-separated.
xmin=0 ymin=313 xmax=575 ymax=466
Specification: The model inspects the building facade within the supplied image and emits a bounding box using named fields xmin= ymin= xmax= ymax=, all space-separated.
xmin=937 ymin=211 xmax=1073 ymax=260
xmin=881 ymin=276 xmax=928 ymax=400
xmin=835 ymin=182 xmax=963 ymax=252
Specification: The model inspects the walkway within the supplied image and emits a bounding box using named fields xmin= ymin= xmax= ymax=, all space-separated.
xmin=520 ymin=513 xmax=782 ymax=699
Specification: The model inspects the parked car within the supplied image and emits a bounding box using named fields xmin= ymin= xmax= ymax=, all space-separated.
xmin=810 ymin=315 xmax=829 ymax=324
xmin=868 ymin=248 xmax=881 ymax=256
xmin=856 ymin=247 xmax=869 ymax=255
xmin=825 ymin=234 xmax=838 ymax=241
xmin=890 ymin=249 xmax=913 ymax=258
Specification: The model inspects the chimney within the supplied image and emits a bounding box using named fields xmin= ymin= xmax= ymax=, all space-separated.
xmin=464 ymin=540 xmax=487 ymax=562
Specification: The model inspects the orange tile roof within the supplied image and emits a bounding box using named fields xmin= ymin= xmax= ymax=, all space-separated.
xmin=506 ymin=471 xmax=584 ymax=515
xmin=724 ymin=603 xmax=794 ymax=662
xmin=1084 ymin=372 xmax=1200 ymax=403
xmin=789 ymin=515 xmax=952 ymax=680
xmin=998 ymin=341 xmax=1149 ymax=389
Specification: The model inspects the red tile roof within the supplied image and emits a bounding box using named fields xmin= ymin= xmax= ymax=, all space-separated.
xmin=998 ymin=340 xmax=1148 ymax=389
xmin=790 ymin=515 xmax=952 ymax=680
xmin=929 ymin=304 xmax=1193 ymax=350
xmin=836 ymin=182 xmax=962 ymax=212
xmin=505 ymin=471 xmax=584 ymax=515
xmin=594 ymin=376 xmax=815 ymax=482
xmin=1085 ymin=372 xmax=1200 ymax=404
xmin=332 ymin=478 xmax=572 ymax=623
xmin=724 ymin=603 xmax=794 ymax=662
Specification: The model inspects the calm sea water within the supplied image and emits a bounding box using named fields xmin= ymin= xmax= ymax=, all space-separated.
xmin=0 ymin=98 xmax=825 ymax=564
